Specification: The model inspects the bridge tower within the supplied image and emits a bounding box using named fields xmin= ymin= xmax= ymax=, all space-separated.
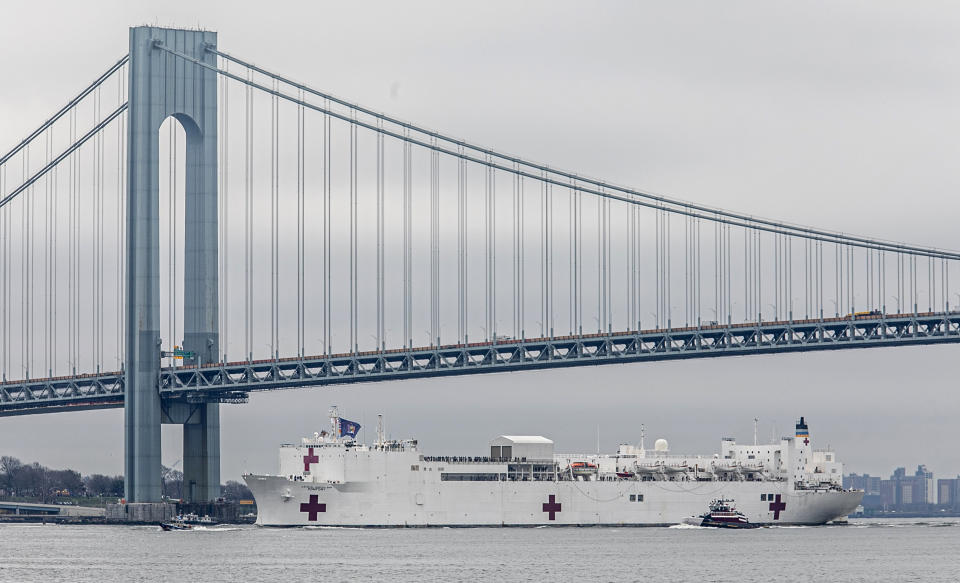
xmin=125 ymin=26 xmax=219 ymax=502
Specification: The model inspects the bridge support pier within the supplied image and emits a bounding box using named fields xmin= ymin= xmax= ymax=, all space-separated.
xmin=125 ymin=26 xmax=219 ymax=502
xmin=182 ymin=404 xmax=220 ymax=503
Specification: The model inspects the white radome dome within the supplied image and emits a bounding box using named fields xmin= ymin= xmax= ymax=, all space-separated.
xmin=654 ymin=438 xmax=669 ymax=452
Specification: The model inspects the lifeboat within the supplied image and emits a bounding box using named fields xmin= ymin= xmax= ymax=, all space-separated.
xmin=570 ymin=461 xmax=598 ymax=477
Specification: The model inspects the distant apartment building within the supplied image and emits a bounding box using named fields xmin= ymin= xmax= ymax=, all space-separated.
xmin=938 ymin=477 xmax=960 ymax=508
xmin=869 ymin=466 xmax=935 ymax=509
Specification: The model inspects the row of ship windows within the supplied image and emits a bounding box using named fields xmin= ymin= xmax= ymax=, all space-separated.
xmin=628 ymin=495 xmax=645 ymax=502
xmin=760 ymin=494 xmax=778 ymax=500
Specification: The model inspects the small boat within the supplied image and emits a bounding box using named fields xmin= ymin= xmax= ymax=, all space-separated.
xmin=683 ymin=499 xmax=759 ymax=529
xmin=178 ymin=512 xmax=217 ymax=526
xmin=160 ymin=516 xmax=193 ymax=531
xmin=616 ymin=471 xmax=635 ymax=479
xmin=569 ymin=461 xmax=598 ymax=478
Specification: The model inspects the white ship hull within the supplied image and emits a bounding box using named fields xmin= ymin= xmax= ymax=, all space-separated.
xmin=245 ymin=414 xmax=863 ymax=527
xmin=246 ymin=472 xmax=862 ymax=527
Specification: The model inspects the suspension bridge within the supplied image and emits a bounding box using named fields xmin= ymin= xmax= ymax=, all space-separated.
xmin=2 ymin=27 xmax=959 ymax=502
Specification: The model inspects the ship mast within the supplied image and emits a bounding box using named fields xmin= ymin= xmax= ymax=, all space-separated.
xmin=330 ymin=405 xmax=340 ymax=440
xmin=376 ymin=414 xmax=385 ymax=448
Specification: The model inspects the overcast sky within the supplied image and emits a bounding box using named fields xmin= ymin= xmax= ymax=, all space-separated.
xmin=2 ymin=1 xmax=960 ymax=482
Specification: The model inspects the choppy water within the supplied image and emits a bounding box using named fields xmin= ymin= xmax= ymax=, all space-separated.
xmin=1 ymin=518 xmax=957 ymax=582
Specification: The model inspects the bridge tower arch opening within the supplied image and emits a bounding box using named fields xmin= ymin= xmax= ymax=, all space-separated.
xmin=125 ymin=26 xmax=219 ymax=503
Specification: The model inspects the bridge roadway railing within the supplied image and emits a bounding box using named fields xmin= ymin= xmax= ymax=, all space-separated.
xmin=1 ymin=311 xmax=958 ymax=416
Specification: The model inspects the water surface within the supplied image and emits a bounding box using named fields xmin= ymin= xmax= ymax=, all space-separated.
xmin=0 ymin=518 xmax=955 ymax=582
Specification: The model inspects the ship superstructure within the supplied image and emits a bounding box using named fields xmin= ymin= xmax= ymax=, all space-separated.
xmin=244 ymin=410 xmax=862 ymax=526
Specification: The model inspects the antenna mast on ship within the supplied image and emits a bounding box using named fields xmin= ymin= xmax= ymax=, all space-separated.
xmin=376 ymin=414 xmax=385 ymax=448
xmin=640 ymin=424 xmax=646 ymax=452
xmin=330 ymin=405 xmax=340 ymax=440
xmin=754 ymin=417 xmax=759 ymax=446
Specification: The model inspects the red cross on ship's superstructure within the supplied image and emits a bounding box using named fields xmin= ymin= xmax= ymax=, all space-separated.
xmin=769 ymin=494 xmax=786 ymax=520
xmin=300 ymin=494 xmax=327 ymax=521
xmin=542 ymin=495 xmax=562 ymax=521
xmin=303 ymin=447 xmax=319 ymax=472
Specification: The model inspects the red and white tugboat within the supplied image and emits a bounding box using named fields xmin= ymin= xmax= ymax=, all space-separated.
xmin=684 ymin=499 xmax=759 ymax=529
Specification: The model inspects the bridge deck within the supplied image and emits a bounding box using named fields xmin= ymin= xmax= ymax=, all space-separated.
xmin=1 ymin=311 xmax=957 ymax=416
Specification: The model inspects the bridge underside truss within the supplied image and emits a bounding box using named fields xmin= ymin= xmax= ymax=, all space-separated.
xmin=1 ymin=311 xmax=957 ymax=417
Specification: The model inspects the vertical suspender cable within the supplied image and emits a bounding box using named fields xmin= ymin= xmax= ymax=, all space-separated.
xmin=323 ymin=100 xmax=331 ymax=356
xmin=656 ymin=208 xmax=661 ymax=327
xmin=22 ymin=150 xmax=28 ymax=377
xmin=491 ymin=163 xmax=497 ymax=341
xmin=117 ymin=66 xmax=125 ymax=367
xmin=375 ymin=120 xmax=383 ymax=350
xmin=684 ymin=214 xmax=689 ymax=326
xmin=818 ymin=240 xmax=823 ymax=318
xmin=44 ymin=130 xmax=51 ymax=375
xmin=219 ymin=66 xmax=227 ymax=361
xmin=713 ymin=218 xmax=718 ymax=325
xmin=627 ymin=194 xmax=633 ymax=330
xmin=98 ymin=88 xmax=105 ymax=371
xmin=70 ymin=111 xmax=76 ymax=372
xmin=405 ymin=130 xmax=412 ymax=348
xmin=271 ymin=81 xmax=279 ymax=359
xmin=486 ymin=159 xmax=493 ymax=341
xmin=668 ymin=210 xmax=673 ymax=328
xmin=245 ymin=70 xmax=253 ymax=360
xmin=298 ymin=89 xmax=306 ymax=356
xmin=573 ymin=184 xmax=583 ymax=335
xmin=221 ymin=64 xmax=230 ymax=361
xmin=519 ymin=169 xmax=524 ymax=340
xmin=548 ymin=180 xmax=553 ymax=336
xmin=541 ymin=173 xmax=546 ymax=337
xmin=835 ymin=244 xmax=840 ymax=317
xmin=569 ymin=183 xmax=575 ymax=334
xmin=597 ymin=192 xmax=603 ymax=332
xmin=791 ymin=237 xmax=796 ymax=319
xmin=725 ymin=221 xmax=731 ymax=325
xmin=457 ymin=147 xmax=467 ymax=343
xmin=605 ymin=192 xmax=611 ymax=332
xmin=539 ymin=175 xmax=548 ymax=338
xmin=696 ymin=218 xmax=701 ymax=326
xmin=349 ymin=110 xmax=358 ymax=352
xmin=430 ymin=138 xmax=439 ymax=345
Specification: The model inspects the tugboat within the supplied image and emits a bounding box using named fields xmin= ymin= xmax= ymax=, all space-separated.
xmin=159 ymin=515 xmax=193 ymax=531
xmin=178 ymin=512 xmax=217 ymax=526
xmin=683 ymin=499 xmax=759 ymax=529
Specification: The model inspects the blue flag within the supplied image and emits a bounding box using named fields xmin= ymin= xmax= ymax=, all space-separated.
xmin=339 ymin=417 xmax=361 ymax=438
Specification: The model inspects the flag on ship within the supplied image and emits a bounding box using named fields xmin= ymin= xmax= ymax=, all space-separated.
xmin=340 ymin=418 xmax=361 ymax=438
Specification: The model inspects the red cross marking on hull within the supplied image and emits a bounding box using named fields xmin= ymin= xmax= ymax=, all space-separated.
xmin=769 ymin=494 xmax=786 ymax=520
xmin=300 ymin=494 xmax=326 ymax=521
xmin=303 ymin=447 xmax=319 ymax=472
xmin=542 ymin=494 xmax=562 ymax=520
